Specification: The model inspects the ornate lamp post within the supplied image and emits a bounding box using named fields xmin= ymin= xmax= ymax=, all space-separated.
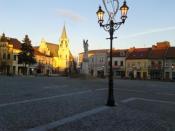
xmin=96 ymin=0 xmax=129 ymax=106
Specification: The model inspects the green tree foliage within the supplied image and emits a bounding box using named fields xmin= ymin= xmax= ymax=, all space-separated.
xmin=18 ymin=35 xmax=36 ymax=65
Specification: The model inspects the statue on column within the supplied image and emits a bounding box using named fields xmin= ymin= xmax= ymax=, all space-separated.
xmin=82 ymin=39 xmax=89 ymax=75
xmin=83 ymin=40 xmax=89 ymax=62
xmin=83 ymin=40 xmax=88 ymax=52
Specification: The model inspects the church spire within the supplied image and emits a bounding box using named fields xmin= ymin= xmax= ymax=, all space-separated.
xmin=61 ymin=25 xmax=68 ymax=40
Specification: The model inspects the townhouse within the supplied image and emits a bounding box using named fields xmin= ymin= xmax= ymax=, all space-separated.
xmin=164 ymin=47 xmax=175 ymax=80
xmin=108 ymin=49 xmax=128 ymax=78
xmin=126 ymin=47 xmax=151 ymax=79
xmin=148 ymin=41 xmax=170 ymax=80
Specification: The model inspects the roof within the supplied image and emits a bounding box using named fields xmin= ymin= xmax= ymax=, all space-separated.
xmin=126 ymin=48 xmax=151 ymax=59
xmin=46 ymin=42 xmax=58 ymax=57
xmin=149 ymin=48 xmax=168 ymax=59
xmin=34 ymin=48 xmax=51 ymax=57
xmin=61 ymin=25 xmax=68 ymax=40
xmin=165 ymin=47 xmax=175 ymax=59
xmin=0 ymin=34 xmax=21 ymax=49
xmin=79 ymin=49 xmax=108 ymax=55
xmin=110 ymin=49 xmax=128 ymax=57
xmin=8 ymin=38 xmax=21 ymax=49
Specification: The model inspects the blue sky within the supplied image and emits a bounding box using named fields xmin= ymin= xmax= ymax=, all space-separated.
xmin=0 ymin=0 xmax=175 ymax=56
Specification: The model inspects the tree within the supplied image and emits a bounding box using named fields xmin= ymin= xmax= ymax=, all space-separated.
xmin=18 ymin=35 xmax=36 ymax=75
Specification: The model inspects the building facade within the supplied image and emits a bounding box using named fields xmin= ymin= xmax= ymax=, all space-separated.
xmin=126 ymin=48 xmax=151 ymax=79
xmin=0 ymin=33 xmax=22 ymax=75
xmin=148 ymin=42 xmax=170 ymax=80
xmin=79 ymin=49 xmax=108 ymax=77
xmin=0 ymin=25 xmax=74 ymax=75
xmin=108 ymin=49 xmax=127 ymax=78
xmin=164 ymin=47 xmax=175 ymax=80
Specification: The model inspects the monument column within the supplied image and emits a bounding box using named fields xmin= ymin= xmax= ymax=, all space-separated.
xmin=82 ymin=40 xmax=89 ymax=75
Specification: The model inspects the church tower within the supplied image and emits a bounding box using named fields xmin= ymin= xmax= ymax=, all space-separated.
xmin=58 ymin=25 xmax=71 ymax=72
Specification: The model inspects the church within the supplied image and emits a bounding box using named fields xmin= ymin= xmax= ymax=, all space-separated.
xmin=36 ymin=25 xmax=74 ymax=74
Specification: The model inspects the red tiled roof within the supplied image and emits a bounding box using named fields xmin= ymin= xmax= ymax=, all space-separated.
xmin=166 ymin=47 xmax=175 ymax=59
xmin=149 ymin=48 xmax=167 ymax=59
xmin=126 ymin=48 xmax=151 ymax=59
xmin=111 ymin=49 xmax=128 ymax=57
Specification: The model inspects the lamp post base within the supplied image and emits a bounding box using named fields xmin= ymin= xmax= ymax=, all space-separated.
xmin=106 ymin=99 xmax=116 ymax=107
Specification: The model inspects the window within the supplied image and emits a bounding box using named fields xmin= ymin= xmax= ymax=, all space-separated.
xmin=14 ymin=55 xmax=16 ymax=61
xmin=120 ymin=51 xmax=125 ymax=56
xmin=120 ymin=61 xmax=123 ymax=66
xmin=114 ymin=61 xmax=118 ymax=66
xmin=100 ymin=57 xmax=103 ymax=63
xmin=3 ymin=53 xmax=6 ymax=60
xmin=8 ymin=54 xmax=10 ymax=60
xmin=151 ymin=61 xmax=155 ymax=66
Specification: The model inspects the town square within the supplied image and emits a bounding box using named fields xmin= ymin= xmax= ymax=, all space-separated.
xmin=0 ymin=0 xmax=175 ymax=130
xmin=0 ymin=76 xmax=175 ymax=131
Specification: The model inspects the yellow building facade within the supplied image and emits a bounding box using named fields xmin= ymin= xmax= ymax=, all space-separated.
xmin=125 ymin=48 xmax=151 ymax=79
xmin=37 ymin=25 xmax=73 ymax=72
xmin=126 ymin=59 xmax=150 ymax=79
xmin=0 ymin=34 xmax=21 ymax=75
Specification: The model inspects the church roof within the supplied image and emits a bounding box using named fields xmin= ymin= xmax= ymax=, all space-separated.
xmin=34 ymin=48 xmax=51 ymax=57
xmin=61 ymin=25 xmax=68 ymax=39
xmin=46 ymin=42 xmax=59 ymax=57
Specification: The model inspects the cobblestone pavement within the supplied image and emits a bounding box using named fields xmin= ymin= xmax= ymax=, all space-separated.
xmin=53 ymin=105 xmax=173 ymax=131
xmin=0 ymin=76 xmax=174 ymax=131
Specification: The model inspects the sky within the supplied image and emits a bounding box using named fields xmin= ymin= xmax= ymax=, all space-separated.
xmin=0 ymin=0 xmax=175 ymax=56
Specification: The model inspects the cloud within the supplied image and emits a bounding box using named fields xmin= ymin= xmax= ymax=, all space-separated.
xmin=120 ymin=26 xmax=175 ymax=39
xmin=56 ymin=9 xmax=86 ymax=23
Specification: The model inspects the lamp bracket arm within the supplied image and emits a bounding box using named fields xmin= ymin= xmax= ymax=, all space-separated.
xmin=101 ymin=23 xmax=111 ymax=32
xmin=113 ymin=22 xmax=123 ymax=31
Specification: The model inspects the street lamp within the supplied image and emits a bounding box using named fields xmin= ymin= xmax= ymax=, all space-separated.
xmin=96 ymin=0 xmax=129 ymax=106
